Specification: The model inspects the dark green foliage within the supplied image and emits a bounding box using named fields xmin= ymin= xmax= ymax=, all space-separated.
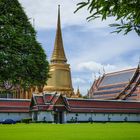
xmin=75 ymin=0 xmax=140 ymax=36
xmin=21 ymin=118 xmax=32 ymax=123
xmin=0 ymin=0 xmax=49 ymax=91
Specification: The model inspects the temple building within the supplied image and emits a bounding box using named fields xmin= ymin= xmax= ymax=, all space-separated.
xmin=0 ymin=6 xmax=140 ymax=123
xmin=0 ymin=6 xmax=81 ymax=99
xmin=30 ymin=93 xmax=140 ymax=123
xmin=88 ymin=64 xmax=140 ymax=101
xmin=43 ymin=6 xmax=74 ymax=97
xmin=0 ymin=92 xmax=140 ymax=123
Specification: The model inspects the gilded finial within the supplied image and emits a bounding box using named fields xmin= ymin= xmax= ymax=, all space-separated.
xmin=76 ymin=86 xmax=81 ymax=96
xmin=58 ymin=5 xmax=60 ymax=25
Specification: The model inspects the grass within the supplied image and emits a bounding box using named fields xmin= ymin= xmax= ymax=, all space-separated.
xmin=0 ymin=123 xmax=140 ymax=140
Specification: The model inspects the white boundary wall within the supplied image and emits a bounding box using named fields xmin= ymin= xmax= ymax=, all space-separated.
xmin=65 ymin=113 xmax=140 ymax=122
xmin=32 ymin=111 xmax=54 ymax=122
xmin=0 ymin=113 xmax=30 ymax=121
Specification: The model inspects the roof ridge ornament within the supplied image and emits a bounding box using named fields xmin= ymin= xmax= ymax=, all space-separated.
xmin=103 ymin=66 xmax=105 ymax=75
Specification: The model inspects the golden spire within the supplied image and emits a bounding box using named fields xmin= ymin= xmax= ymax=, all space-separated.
xmin=76 ymin=86 xmax=81 ymax=96
xmin=43 ymin=5 xmax=74 ymax=97
xmin=51 ymin=5 xmax=67 ymax=63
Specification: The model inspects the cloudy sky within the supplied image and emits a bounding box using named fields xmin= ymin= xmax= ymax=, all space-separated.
xmin=19 ymin=0 xmax=140 ymax=95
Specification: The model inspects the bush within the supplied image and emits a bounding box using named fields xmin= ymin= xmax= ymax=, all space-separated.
xmin=21 ymin=118 xmax=32 ymax=123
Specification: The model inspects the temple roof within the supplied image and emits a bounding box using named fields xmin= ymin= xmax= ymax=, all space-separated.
xmin=51 ymin=5 xmax=67 ymax=63
xmin=100 ymin=68 xmax=135 ymax=86
xmin=88 ymin=66 xmax=140 ymax=100
xmin=31 ymin=92 xmax=69 ymax=111
xmin=67 ymin=98 xmax=140 ymax=113
xmin=30 ymin=93 xmax=140 ymax=113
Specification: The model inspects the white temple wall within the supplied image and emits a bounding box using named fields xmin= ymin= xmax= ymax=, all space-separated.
xmin=63 ymin=111 xmax=67 ymax=123
xmin=65 ymin=113 xmax=140 ymax=122
xmin=35 ymin=111 xmax=54 ymax=122
xmin=0 ymin=113 xmax=30 ymax=122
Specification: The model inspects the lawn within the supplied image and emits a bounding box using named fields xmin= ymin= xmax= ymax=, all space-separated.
xmin=0 ymin=123 xmax=140 ymax=140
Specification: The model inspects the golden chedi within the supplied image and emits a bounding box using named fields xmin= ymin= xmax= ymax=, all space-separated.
xmin=71 ymin=87 xmax=82 ymax=98
xmin=43 ymin=6 xmax=74 ymax=97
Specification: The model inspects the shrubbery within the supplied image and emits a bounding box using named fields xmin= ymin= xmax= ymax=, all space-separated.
xmin=21 ymin=118 xmax=32 ymax=123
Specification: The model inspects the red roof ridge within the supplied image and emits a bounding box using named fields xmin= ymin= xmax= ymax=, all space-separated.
xmin=67 ymin=98 xmax=140 ymax=103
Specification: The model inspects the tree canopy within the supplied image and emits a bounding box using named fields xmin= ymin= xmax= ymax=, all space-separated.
xmin=75 ymin=0 xmax=140 ymax=36
xmin=0 ymin=0 xmax=49 ymax=91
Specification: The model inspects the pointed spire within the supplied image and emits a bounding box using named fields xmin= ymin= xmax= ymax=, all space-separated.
xmin=51 ymin=5 xmax=67 ymax=63
xmin=76 ymin=86 xmax=81 ymax=96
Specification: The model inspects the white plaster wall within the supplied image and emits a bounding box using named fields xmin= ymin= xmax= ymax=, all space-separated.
xmin=32 ymin=112 xmax=37 ymax=121
xmin=0 ymin=113 xmax=30 ymax=122
xmin=66 ymin=113 xmax=108 ymax=122
xmin=107 ymin=114 xmax=140 ymax=122
xmin=63 ymin=111 xmax=67 ymax=123
xmin=66 ymin=113 xmax=76 ymax=121
xmin=93 ymin=113 xmax=108 ymax=121
xmin=127 ymin=114 xmax=140 ymax=121
xmin=37 ymin=111 xmax=54 ymax=122
xmin=106 ymin=114 xmax=124 ymax=121
xmin=66 ymin=113 xmax=140 ymax=122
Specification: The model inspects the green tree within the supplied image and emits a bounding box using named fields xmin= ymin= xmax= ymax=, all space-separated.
xmin=0 ymin=0 xmax=49 ymax=92
xmin=75 ymin=0 xmax=140 ymax=36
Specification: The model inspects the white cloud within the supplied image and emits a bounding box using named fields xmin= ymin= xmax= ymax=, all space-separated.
xmin=67 ymin=31 xmax=140 ymax=70
xmin=19 ymin=0 xmax=113 ymax=30
xmin=72 ymin=77 xmax=86 ymax=84
xmin=77 ymin=61 xmax=102 ymax=71
xmin=18 ymin=0 xmax=140 ymax=96
xmin=75 ymin=61 xmax=119 ymax=72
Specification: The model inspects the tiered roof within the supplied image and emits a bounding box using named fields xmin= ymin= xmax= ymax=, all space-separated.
xmin=31 ymin=92 xmax=69 ymax=111
xmin=88 ymin=65 xmax=140 ymax=101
